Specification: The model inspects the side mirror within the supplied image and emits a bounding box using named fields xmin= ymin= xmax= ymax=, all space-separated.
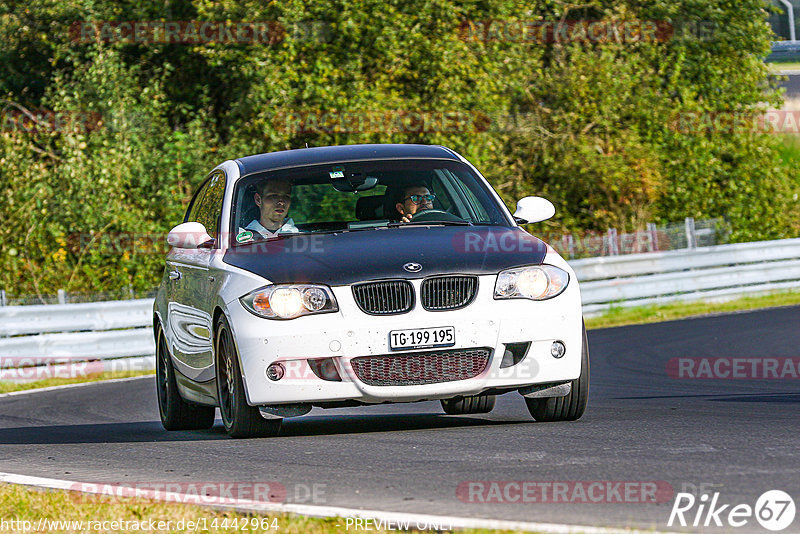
xmin=167 ymin=222 xmax=214 ymax=249
xmin=513 ymin=196 xmax=555 ymax=224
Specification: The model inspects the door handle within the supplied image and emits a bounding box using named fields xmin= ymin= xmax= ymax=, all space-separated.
xmin=169 ymin=270 xmax=182 ymax=281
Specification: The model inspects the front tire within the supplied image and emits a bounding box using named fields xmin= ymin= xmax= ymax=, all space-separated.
xmin=156 ymin=327 xmax=215 ymax=431
xmin=215 ymin=315 xmax=282 ymax=438
xmin=441 ymin=394 xmax=496 ymax=415
xmin=525 ymin=324 xmax=590 ymax=422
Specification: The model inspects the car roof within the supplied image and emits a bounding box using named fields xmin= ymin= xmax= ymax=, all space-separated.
xmin=234 ymin=144 xmax=461 ymax=176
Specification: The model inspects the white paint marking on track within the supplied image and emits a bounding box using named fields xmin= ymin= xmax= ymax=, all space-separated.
xmin=0 ymin=375 xmax=153 ymax=398
xmin=0 ymin=471 xmax=680 ymax=534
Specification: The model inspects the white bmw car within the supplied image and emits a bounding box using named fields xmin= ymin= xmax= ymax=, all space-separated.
xmin=154 ymin=144 xmax=588 ymax=438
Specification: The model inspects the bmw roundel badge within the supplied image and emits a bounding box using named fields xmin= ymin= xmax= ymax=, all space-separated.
xmin=403 ymin=262 xmax=423 ymax=273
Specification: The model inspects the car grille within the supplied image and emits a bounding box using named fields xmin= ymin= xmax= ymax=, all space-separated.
xmin=420 ymin=276 xmax=478 ymax=311
xmin=350 ymin=348 xmax=491 ymax=386
xmin=352 ymin=280 xmax=414 ymax=315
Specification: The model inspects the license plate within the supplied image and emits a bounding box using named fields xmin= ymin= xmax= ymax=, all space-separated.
xmin=389 ymin=326 xmax=455 ymax=350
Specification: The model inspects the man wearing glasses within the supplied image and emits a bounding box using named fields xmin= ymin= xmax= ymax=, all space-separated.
xmin=394 ymin=184 xmax=436 ymax=223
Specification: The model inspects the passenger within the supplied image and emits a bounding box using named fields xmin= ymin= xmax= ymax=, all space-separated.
xmin=239 ymin=178 xmax=299 ymax=241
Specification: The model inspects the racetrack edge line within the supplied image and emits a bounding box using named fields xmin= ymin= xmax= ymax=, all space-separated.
xmin=0 ymin=375 xmax=153 ymax=398
xmin=0 ymin=471 xmax=679 ymax=534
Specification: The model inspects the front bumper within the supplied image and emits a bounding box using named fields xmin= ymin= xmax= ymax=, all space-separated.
xmin=227 ymin=273 xmax=583 ymax=406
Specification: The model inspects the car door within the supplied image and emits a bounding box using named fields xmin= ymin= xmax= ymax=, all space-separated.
xmin=165 ymin=170 xmax=226 ymax=376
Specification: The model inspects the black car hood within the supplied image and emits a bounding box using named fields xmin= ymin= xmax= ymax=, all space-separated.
xmin=223 ymin=226 xmax=548 ymax=285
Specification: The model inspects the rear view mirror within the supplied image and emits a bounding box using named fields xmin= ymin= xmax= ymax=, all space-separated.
xmin=167 ymin=222 xmax=214 ymax=249
xmin=514 ymin=196 xmax=555 ymax=224
xmin=329 ymin=166 xmax=378 ymax=192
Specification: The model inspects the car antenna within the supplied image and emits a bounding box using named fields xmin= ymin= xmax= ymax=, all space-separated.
xmin=304 ymin=142 xmax=309 ymax=148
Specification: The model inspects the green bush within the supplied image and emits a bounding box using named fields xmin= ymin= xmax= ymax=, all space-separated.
xmin=501 ymin=1 xmax=798 ymax=239
xmin=1 ymin=48 xmax=218 ymax=295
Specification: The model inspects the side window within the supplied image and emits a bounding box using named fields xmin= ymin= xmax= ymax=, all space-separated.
xmin=428 ymin=176 xmax=453 ymax=213
xmin=193 ymin=172 xmax=226 ymax=239
xmin=459 ymin=182 xmax=490 ymax=222
xmin=185 ymin=179 xmax=211 ymax=223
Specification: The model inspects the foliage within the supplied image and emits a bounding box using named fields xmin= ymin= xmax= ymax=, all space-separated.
xmin=0 ymin=0 xmax=797 ymax=295
xmin=503 ymin=1 xmax=798 ymax=240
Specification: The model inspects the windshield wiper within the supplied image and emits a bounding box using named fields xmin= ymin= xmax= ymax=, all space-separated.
xmin=387 ymin=220 xmax=473 ymax=227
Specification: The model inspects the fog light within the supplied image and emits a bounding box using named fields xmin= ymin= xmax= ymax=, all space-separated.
xmin=551 ymin=341 xmax=566 ymax=359
xmin=266 ymin=363 xmax=285 ymax=381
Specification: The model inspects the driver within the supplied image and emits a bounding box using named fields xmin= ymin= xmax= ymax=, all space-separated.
xmin=238 ymin=178 xmax=299 ymax=241
xmin=395 ymin=184 xmax=435 ymax=223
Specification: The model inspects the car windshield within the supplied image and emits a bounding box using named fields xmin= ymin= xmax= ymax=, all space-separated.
xmin=230 ymin=159 xmax=511 ymax=245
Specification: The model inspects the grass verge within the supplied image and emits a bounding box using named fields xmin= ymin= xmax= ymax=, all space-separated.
xmin=585 ymin=289 xmax=800 ymax=330
xmin=768 ymin=61 xmax=800 ymax=71
xmin=0 ymin=483 xmax=517 ymax=534
xmin=0 ymin=369 xmax=154 ymax=395
xmin=0 ymin=483 xmax=345 ymax=534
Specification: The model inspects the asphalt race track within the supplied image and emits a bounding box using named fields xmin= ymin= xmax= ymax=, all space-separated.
xmin=779 ymin=74 xmax=800 ymax=99
xmin=2 ymin=306 xmax=799 ymax=532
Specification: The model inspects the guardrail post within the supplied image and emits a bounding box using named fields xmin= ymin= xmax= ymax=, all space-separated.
xmin=778 ymin=0 xmax=797 ymax=42
xmin=647 ymin=223 xmax=659 ymax=252
xmin=607 ymin=228 xmax=619 ymax=256
xmin=0 ymin=290 xmax=5 ymax=338
xmin=57 ymin=289 xmax=66 ymax=305
xmin=685 ymin=217 xmax=697 ymax=249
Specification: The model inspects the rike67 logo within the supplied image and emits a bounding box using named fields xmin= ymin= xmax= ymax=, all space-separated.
xmin=668 ymin=490 xmax=796 ymax=531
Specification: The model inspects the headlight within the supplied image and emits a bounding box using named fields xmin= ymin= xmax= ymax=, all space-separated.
xmin=240 ymin=284 xmax=338 ymax=319
xmin=494 ymin=265 xmax=569 ymax=301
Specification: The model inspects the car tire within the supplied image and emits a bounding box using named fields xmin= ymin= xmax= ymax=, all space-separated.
xmin=441 ymin=394 xmax=496 ymax=415
xmin=215 ymin=315 xmax=282 ymax=439
xmin=525 ymin=323 xmax=590 ymax=422
xmin=156 ymin=327 xmax=216 ymax=431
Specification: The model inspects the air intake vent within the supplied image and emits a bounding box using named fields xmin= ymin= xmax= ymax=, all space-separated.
xmin=421 ymin=276 xmax=478 ymax=311
xmin=350 ymin=348 xmax=491 ymax=386
xmin=352 ymin=280 xmax=414 ymax=315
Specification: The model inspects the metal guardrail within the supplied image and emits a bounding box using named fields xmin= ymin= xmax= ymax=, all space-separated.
xmin=0 ymin=299 xmax=153 ymax=337
xmin=573 ymin=238 xmax=800 ymax=280
xmin=0 ymin=329 xmax=155 ymax=364
xmin=1 ymin=238 xmax=798 ymax=371
xmin=576 ymin=238 xmax=800 ymax=315
xmin=0 ymin=299 xmax=155 ymax=373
